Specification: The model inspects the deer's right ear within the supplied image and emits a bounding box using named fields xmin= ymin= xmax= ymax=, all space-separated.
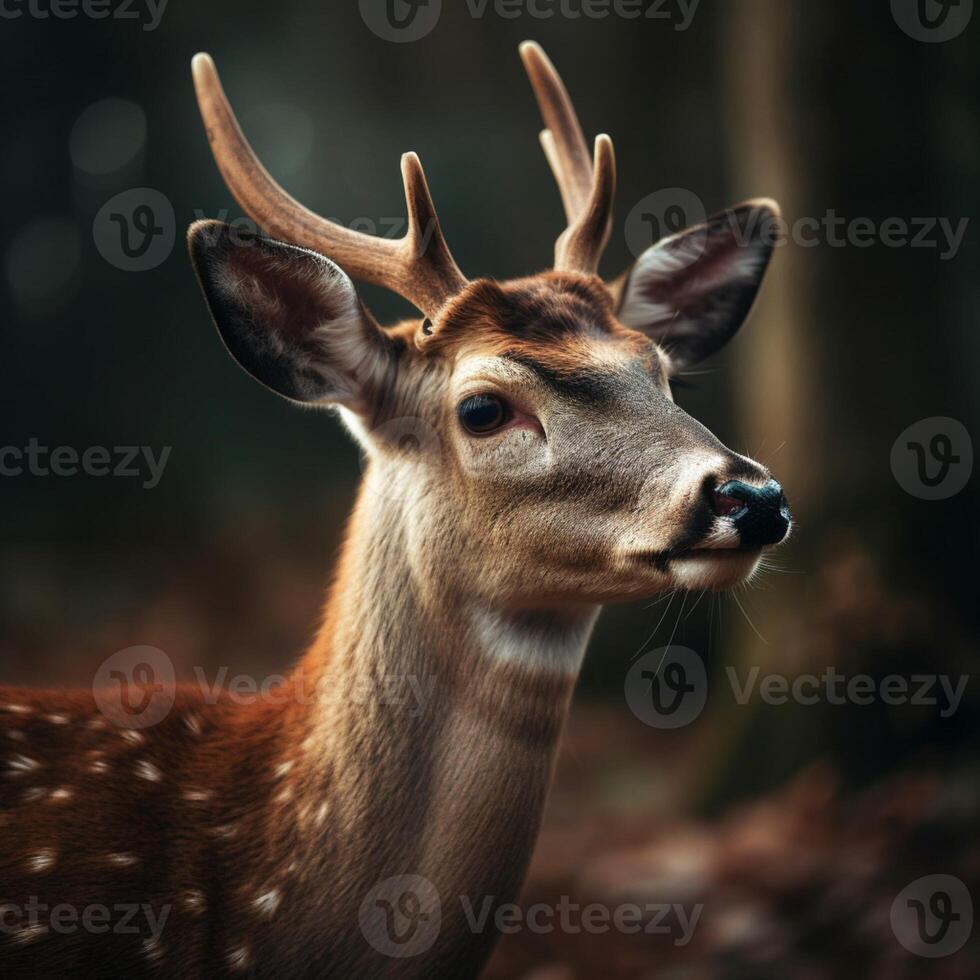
xmin=614 ymin=200 xmax=781 ymax=370
xmin=188 ymin=220 xmax=395 ymax=412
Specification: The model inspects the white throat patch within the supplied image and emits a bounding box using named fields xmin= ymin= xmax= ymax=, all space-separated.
xmin=472 ymin=607 xmax=599 ymax=674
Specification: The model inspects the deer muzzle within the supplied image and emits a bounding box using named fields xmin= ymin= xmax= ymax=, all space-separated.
xmin=711 ymin=479 xmax=791 ymax=549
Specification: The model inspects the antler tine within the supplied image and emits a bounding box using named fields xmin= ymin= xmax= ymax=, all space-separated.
xmin=555 ymin=135 xmax=616 ymax=275
xmin=399 ymin=151 xmax=467 ymax=300
xmin=519 ymin=41 xmax=616 ymax=275
xmin=191 ymin=53 xmax=467 ymax=316
xmin=520 ymin=42 xmax=593 ymax=222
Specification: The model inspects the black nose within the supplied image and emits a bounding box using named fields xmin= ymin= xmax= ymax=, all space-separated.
xmin=711 ymin=479 xmax=791 ymax=548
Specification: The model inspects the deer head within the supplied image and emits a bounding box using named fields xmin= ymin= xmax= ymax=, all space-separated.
xmin=188 ymin=42 xmax=790 ymax=611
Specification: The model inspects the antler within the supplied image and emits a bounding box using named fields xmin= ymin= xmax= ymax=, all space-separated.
xmin=191 ymin=53 xmax=468 ymax=316
xmin=520 ymin=42 xmax=616 ymax=276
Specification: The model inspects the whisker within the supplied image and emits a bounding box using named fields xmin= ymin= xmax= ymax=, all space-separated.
xmin=731 ymin=590 xmax=769 ymax=646
xmin=631 ymin=590 xmax=677 ymax=663
xmin=647 ymin=591 xmax=690 ymax=679
xmin=761 ymin=440 xmax=787 ymax=465
xmin=684 ymin=588 xmax=708 ymax=621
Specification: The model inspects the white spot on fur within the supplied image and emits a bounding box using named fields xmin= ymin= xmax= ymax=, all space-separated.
xmin=108 ymin=853 xmax=139 ymax=867
xmin=89 ymin=760 xmax=109 ymax=775
xmin=227 ymin=944 xmax=251 ymax=971
xmin=181 ymin=889 xmax=206 ymax=914
xmin=275 ymin=785 xmax=293 ymax=804
xmin=86 ymin=717 xmax=107 ymax=731
xmin=184 ymin=713 xmax=203 ymax=736
xmin=7 ymin=754 xmax=40 ymax=776
xmin=121 ymin=729 xmax=145 ymax=745
xmin=134 ymin=760 xmax=163 ymax=783
xmin=182 ymin=789 xmax=212 ymax=802
xmin=11 ymin=922 xmax=48 ymax=945
xmin=22 ymin=787 xmax=46 ymax=803
xmin=273 ymin=760 xmax=293 ymax=779
xmin=315 ymin=801 xmax=330 ymax=827
xmin=2 ymin=704 xmax=32 ymax=715
xmin=49 ymin=787 xmax=73 ymax=802
xmin=253 ymin=887 xmax=282 ymax=918
xmin=44 ymin=713 xmax=70 ymax=725
xmin=210 ymin=824 xmax=239 ymax=840
xmin=142 ymin=936 xmax=164 ymax=962
xmin=25 ymin=849 xmax=57 ymax=872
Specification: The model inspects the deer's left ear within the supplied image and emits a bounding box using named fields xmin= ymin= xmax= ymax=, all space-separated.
xmin=188 ymin=220 xmax=395 ymax=413
xmin=615 ymin=200 xmax=781 ymax=369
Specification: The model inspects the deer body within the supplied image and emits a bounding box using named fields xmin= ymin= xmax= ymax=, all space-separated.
xmin=1 ymin=475 xmax=589 ymax=977
xmin=1 ymin=42 xmax=791 ymax=978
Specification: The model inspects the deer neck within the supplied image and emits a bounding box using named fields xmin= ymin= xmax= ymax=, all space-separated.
xmin=281 ymin=461 xmax=598 ymax=973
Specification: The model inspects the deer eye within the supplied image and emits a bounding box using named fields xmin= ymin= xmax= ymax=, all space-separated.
xmin=458 ymin=394 xmax=510 ymax=435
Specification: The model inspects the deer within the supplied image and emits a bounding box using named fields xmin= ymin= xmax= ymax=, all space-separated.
xmin=0 ymin=41 xmax=791 ymax=979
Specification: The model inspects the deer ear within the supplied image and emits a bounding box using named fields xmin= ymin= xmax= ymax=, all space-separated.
xmin=615 ymin=200 xmax=781 ymax=370
xmin=188 ymin=220 xmax=394 ymax=412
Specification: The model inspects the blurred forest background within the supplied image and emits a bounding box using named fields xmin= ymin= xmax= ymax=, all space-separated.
xmin=1 ymin=0 xmax=978 ymax=976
